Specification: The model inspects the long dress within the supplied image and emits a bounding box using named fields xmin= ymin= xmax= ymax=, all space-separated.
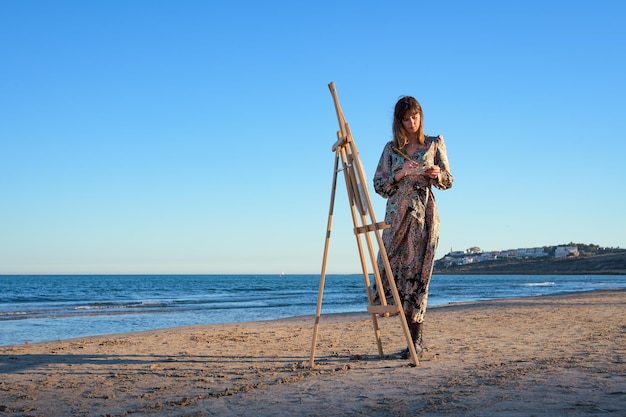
xmin=372 ymin=135 xmax=453 ymax=324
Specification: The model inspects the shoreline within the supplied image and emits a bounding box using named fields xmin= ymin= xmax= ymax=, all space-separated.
xmin=2 ymin=287 xmax=625 ymax=348
xmin=1 ymin=288 xmax=624 ymax=416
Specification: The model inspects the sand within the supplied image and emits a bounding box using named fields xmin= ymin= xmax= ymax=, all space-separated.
xmin=1 ymin=289 xmax=624 ymax=416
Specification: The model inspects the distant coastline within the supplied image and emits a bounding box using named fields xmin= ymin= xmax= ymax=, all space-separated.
xmin=434 ymin=250 xmax=626 ymax=275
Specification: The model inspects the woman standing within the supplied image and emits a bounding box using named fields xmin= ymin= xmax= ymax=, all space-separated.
xmin=373 ymin=96 xmax=453 ymax=359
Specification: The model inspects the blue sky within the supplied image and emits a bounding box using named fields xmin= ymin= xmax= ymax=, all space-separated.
xmin=1 ymin=1 xmax=624 ymax=274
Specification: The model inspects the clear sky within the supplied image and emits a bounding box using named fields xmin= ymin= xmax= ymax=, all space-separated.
xmin=1 ymin=1 xmax=625 ymax=275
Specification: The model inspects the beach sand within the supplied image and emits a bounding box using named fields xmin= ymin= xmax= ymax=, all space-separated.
xmin=1 ymin=289 xmax=624 ymax=416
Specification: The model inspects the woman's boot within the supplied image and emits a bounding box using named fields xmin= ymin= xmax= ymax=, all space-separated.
xmin=413 ymin=321 xmax=424 ymax=352
xmin=400 ymin=322 xmax=424 ymax=359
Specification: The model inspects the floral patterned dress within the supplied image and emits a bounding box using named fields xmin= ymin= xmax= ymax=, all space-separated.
xmin=373 ymin=135 xmax=453 ymax=323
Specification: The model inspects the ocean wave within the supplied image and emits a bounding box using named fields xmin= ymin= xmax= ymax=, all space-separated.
xmin=514 ymin=282 xmax=556 ymax=287
xmin=75 ymin=301 xmax=171 ymax=310
xmin=0 ymin=311 xmax=29 ymax=318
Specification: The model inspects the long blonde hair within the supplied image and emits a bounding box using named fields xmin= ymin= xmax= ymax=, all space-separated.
xmin=392 ymin=96 xmax=424 ymax=149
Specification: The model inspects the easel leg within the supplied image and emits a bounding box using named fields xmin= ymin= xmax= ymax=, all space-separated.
xmin=310 ymin=154 xmax=340 ymax=368
xmin=378 ymin=243 xmax=420 ymax=366
xmin=352 ymin=231 xmax=385 ymax=357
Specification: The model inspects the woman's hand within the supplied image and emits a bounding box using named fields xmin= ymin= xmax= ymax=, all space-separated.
xmin=396 ymin=162 xmax=439 ymax=181
xmin=425 ymin=165 xmax=440 ymax=179
xmin=399 ymin=161 xmax=419 ymax=180
xmin=405 ymin=160 xmax=419 ymax=173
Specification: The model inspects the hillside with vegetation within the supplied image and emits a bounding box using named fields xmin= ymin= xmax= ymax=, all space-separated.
xmin=434 ymin=246 xmax=626 ymax=275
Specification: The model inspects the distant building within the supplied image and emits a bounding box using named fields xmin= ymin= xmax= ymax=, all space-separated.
xmin=555 ymin=246 xmax=579 ymax=258
xmin=518 ymin=247 xmax=548 ymax=259
xmin=436 ymin=244 xmax=603 ymax=269
xmin=500 ymin=249 xmax=518 ymax=258
xmin=480 ymin=251 xmax=500 ymax=261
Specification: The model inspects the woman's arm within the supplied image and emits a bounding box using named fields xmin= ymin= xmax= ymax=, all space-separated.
xmin=373 ymin=142 xmax=400 ymax=198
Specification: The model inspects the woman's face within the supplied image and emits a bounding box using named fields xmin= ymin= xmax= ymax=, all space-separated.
xmin=401 ymin=112 xmax=421 ymax=135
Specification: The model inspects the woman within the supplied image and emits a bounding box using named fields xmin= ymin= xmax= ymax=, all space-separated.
xmin=373 ymin=96 xmax=453 ymax=359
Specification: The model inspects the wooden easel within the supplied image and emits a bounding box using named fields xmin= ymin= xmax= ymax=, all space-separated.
xmin=309 ymin=82 xmax=419 ymax=367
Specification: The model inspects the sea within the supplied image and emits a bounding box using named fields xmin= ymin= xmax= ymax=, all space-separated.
xmin=1 ymin=274 xmax=625 ymax=346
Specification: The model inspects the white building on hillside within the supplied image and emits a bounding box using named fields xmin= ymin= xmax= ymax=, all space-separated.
xmin=518 ymin=247 xmax=548 ymax=258
xmin=555 ymin=246 xmax=579 ymax=258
